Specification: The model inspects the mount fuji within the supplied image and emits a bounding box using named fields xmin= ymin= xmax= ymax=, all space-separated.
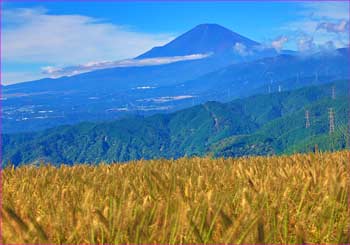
xmin=137 ymin=23 xmax=260 ymax=58
xmin=2 ymin=24 xmax=348 ymax=133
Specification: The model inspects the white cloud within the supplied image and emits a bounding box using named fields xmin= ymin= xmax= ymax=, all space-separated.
xmin=297 ymin=36 xmax=316 ymax=53
xmin=271 ymin=36 xmax=288 ymax=51
xmin=250 ymin=36 xmax=288 ymax=53
xmin=280 ymin=1 xmax=349 ymax=52
xmin=317 ymin=19 xmax=349 ymax=33
xmin=2 ymin=8 xmax=174 ymax=65
xmin=320 ymin=40 xmax=336 ymax=51
xmin=297 ymin=35 xmax=340 ymax=54
xmin=41 ymin=53 xmax=212 ymax=77
xmin=233 ymin=42 xmax=251 ymax=56
xmin=300 ymin=2 xmax=349 ymax=20
xmin=41 ymin=66 xmax=63 ymax=75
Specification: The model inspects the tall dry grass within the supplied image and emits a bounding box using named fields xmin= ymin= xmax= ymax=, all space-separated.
xmin=1 ymin=151 xmax=349 ymax=244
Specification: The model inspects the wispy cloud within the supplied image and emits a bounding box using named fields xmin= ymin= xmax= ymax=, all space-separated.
xmin=247 ymin=36 xmax=288 ymax=53
xmin=297 ymin=36 xmax=316 ymax=53
xmin=41 ymin=53 xmax=212 ymax=77
xmin=317 ymin=19 xmax=348 ymax=33
xmin=3 ymin=8 xmax=174 ymax=65
xmin=299 ymin=2 xmax=349 ymax=20
xmin=271 ymin=36 xmax=288 ymax=51
xmin=233 ymin=42 xmax=251 ymax=56
xmin=280 ymin=1 xmax=349 ymax=52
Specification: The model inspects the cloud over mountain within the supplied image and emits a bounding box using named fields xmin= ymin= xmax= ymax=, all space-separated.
xmin=41 ymin=53 xmax=212 ymax=77
xmin=233 ymin=42 xmax=251 ymax=56
xmin=297 ymin=36 xmax=316 ymax=52
xmin=271 ymin=36 xmax=289 ymax=51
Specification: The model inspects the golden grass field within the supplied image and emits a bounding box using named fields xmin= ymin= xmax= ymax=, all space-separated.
xmin=1 ymin=151 xmax=350 ymax=244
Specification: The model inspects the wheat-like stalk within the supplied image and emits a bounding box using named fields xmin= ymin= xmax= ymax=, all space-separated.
xmin=1 ymin=151 xmax=349 ymax=244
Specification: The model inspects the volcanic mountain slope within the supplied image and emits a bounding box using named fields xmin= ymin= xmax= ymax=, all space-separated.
xmin=2 ymin=24 xmax=349 ymax=134
xmin=137 ymin=23 xmax=260 ymax=58
xmin=3 ymin=24 xmax=277 ymax=94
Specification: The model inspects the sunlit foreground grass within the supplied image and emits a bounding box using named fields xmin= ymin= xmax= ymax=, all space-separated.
xmin=2 ymin=151 xmax=350 ymax=244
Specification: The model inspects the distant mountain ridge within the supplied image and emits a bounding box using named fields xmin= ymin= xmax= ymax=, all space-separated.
xmin=3 ymin=80 xmax=349 ymax=166
xmin=180 ymin=48 xmax=350 ymax=97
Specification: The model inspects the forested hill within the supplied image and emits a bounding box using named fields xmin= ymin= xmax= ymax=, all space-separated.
xmin=2 ymin=80 xmax=349 ymax=166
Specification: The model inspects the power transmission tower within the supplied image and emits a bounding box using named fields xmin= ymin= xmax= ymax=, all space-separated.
xmin=328 ymin=108 xmax=335 ymax=134
xmin=331 ymin=85 xmax=336 ymax=100
xmin=305 ymin=110 xmax=310 ymax=128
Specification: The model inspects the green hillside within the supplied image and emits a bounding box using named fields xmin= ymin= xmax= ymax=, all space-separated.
xmin=2 ymin=80 xmax=349 ymax=166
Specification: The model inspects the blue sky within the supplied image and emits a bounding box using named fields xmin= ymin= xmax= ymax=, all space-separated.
xmin=2 ymin=1 xmax=349 ymax=85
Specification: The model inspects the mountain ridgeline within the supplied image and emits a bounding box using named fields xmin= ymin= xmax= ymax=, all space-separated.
xmin=137 ymin=23 xmax=260 ymax=58
xmin=3 ymin=80 xmax=349 ymax=166
xmin=2 ymin=24 xmax=349 ymax=134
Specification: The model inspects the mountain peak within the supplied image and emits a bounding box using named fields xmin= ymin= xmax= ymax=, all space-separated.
xmin=193 ymin=23 xmax=238 ymax=31
xmin=193 ymin=23 xmax=227 ymax=29
xmin=137 ymin=24 xmax=259 ymax=59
